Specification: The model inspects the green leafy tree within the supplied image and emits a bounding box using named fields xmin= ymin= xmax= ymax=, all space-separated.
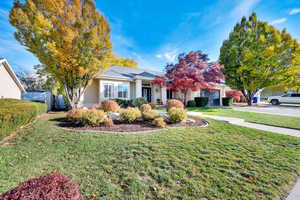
xmin=9 ymin=0 xmax=136 ymax=109
xmin=219 ymin=13 xmax=300 ymax=105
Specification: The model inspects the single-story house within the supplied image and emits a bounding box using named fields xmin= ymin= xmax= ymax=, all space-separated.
xmin=0 ymin=58 xmax=26 ymax=99
xmin=79 ymin=66 xmax=227 ymax=107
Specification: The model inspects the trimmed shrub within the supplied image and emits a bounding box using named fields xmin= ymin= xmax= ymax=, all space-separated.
xmin=168 ymin=107 xmax=187 ymax=123
xmin=153 ymin=117 xmax=166 ymax=128
xmin=167 ymin=99 xmax=184 ymax=111
xmin=103 ymin=118 xmax=114 ymax=127
xmin=140 ymin=104 xmax=152 ymax=112
xmin=149 ymin=102 xmax=157 ymax=109
xmin=101 ymin=100 xmax=120 ymax=112
xmin=142 ymin=110 xmax=159 ymax=121
xmin=187 ymin=100 xmax=196 ymax=107
xmin=120 ymin=107 xmax=142 ymax=123
xmin=0 ymin=173 xmax=80 ymax=200
xmin=80 ymin=109 xmax=106 ymax=126
xmin=0 ymin=99 xmax=47 ymax=140
xmin=66 ymin=109 xmax=86 ymax=122
xmin=194 ymin=97 xmax=209 ymax=107
xmin=113 ymin=98 xmax=132 ymax=108
xmin=222 ymin=97 xmax=233 ymax=106
xmin=132 ymin=97 xmax=148 ymax=107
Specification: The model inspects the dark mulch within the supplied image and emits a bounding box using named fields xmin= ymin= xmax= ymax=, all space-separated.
xmin=58 ymin=118 xmax=206 ymax=133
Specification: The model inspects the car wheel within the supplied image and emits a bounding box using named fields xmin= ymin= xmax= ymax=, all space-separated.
xmin=271 ymin=99 xmax=279 ymax=105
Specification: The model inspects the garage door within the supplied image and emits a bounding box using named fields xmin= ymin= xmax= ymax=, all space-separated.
xmin=200 ymin=89 xmax=220 ymax=106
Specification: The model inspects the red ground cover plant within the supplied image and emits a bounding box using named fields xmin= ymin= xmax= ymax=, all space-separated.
xmin=0 ymin=173 xmax=80 ymax=200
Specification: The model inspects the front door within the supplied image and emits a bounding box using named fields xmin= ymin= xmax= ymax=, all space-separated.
xmin=142 ymin=87 xmax=152 ymax=102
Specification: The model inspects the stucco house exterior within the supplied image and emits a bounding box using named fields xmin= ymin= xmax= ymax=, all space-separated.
xmin=79 ymin=66 xmax=227 ymax=107
xmin=0 ymin=59 xmax=26 ymax=99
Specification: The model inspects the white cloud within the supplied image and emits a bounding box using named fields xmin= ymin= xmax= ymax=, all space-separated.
xmin=0 ymin=8 xmax=8 ymax=18
xmin=271 ymin=18 xmax=287 ymax=25
xmin=155 ymin=50 xmax=178 ymax=63
xmin=289 ymin=8 xmax=300 ymax=15
xmin=230 ymin=0 xmax=260 ymax=18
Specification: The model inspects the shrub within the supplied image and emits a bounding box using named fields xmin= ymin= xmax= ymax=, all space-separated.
xmin=226 ymin=90 xmax=243 ymax=102
xmin=103 ymin=118 xmax=114 ymax=127
xmin=167 ymin=99 xmax=184 ymax=111
xmin=132 ymin=97 xmax=148 ymax=107
xmin=120 ymin=107 xmax=142 ymax=123
xmin=0 ymin=173 xmax=80 ymax=200
xmin=0 ymin=99 xmax=47 ymax=140
xmin=153 ymin=117 xmax=166 ymax=128
xmin=187 ymin=100 xmax=196 ymax=107
xmin=149 ymin=102 xmax=157 ymax=109
xmin=194 ymin=97 xmax=209 ymax=107
xmin=140 ymin=104 xmax=152 ymax=112
xmin=142 ymin=110 xmax=159 ymax=121
xmin=222 ymin=97 xmax=233 ymax=106
xmin=101 ymin=100 xmax=120 ymax=112
xmin=168 ymin=107 xmax=187 ymax=123
xmin=66 ymin=109 xmax=86 ymax=122
xmin=113 ymin=98 xmax=132 ymax=108
xmin=80 ymin=109 xmax=106 ymax=126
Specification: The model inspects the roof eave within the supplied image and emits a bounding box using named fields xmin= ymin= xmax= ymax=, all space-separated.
xmin=0 ymin=59 xmax=26 ymax=92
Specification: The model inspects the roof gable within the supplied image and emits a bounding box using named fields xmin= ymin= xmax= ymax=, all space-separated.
xmin=0 ymin=59 xmax=26 ymax=92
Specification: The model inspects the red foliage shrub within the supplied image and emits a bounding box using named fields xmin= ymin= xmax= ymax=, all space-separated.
xmin=226 ymin=90 xmax=243 ymax=102
xmin=0 ymin=173 xmax=80 ymax=200
xmin=167 ymin=99 xmax=184 ymax=111
xmin=101 ymin=100 xmax=120 ymax=112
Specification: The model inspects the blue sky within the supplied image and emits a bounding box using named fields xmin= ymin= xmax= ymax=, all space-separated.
xmin=0 ymin=0 xmax=300 ymax=73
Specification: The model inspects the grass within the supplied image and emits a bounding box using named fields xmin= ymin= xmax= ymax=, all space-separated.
xmin=188 ymin=107 xmax=300 ymax=130
xmin=1 ymin=113 xmax=300 ymax=199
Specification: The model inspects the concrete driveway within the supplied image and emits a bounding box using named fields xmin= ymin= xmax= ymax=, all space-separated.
xmin=232 ymin=104 xmax=300 ymax=117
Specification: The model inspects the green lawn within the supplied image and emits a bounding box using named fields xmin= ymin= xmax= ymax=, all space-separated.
xmin=1 ymin=113 xmax=300 ymax=199
xmin=188 ymin=107 xmax=300 ymax=130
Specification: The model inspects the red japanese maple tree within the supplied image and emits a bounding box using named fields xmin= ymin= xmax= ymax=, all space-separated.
xmin=153 ymin=51 xmax=224 ymax=104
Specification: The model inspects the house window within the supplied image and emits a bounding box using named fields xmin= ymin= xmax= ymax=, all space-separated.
xmin=104 ymin=84 xmax=113 ymax=98
xmin=118 ymin=84 xmax=128 ymax=99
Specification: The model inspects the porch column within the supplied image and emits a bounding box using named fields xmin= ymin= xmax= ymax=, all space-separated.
xmin=161 ymin=87 xmax=167 ymax=104
xmin=135 ymin=79 xmax=142 ymax=98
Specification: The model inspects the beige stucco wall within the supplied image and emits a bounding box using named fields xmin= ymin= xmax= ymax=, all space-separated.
xmin=81 ymin=79 xmax=99 ymax=108
xmin=0 ymin=63 xmax=22 ymax=99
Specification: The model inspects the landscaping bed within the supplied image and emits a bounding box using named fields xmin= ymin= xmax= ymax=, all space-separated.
xmin=58 ymin=117 xmax=206 ymax=132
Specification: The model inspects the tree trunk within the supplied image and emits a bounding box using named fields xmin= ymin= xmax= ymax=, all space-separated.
xmin=64 ymin=84 xmax=88 ymax=110
xmin=242 ymin=89 xmax=253 ymax=106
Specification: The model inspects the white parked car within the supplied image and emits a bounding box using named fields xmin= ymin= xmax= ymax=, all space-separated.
xmin=267 ymin=93 xmax=300 ymax=105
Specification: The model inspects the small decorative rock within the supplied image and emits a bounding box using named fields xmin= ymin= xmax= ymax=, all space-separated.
xmin=159 ymin=112 xmax=169 ymax=121
xmin=107 ymin=112 xmax=120 ymax=120
xmin=186 ymin=118 xmax=196 ymax=124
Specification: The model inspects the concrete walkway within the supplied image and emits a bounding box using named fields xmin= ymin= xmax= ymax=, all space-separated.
xmin=188 ymin=111 xmax=300 ymax=138
xmin=188 ymin=111 xmax=300 ymax=200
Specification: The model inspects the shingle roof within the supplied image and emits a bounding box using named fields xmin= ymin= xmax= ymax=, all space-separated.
xmin=96 ymin=66 xmax=163 ymax=81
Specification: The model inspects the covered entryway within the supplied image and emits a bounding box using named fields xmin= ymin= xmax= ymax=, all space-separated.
xmin=142 ymin=87 xmax=152 ymax=102
xmin=201 ymin=89 xmax=220 ymax=106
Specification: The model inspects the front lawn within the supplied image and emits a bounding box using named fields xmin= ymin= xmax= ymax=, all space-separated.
xmin=1 ymin=113 xmax=300 ymax=199
xmin=188 ymin=107 xmax=300 ymax=130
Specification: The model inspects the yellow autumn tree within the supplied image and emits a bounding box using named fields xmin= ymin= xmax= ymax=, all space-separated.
xmin=9 ymin=0 xmax=137 ymax=108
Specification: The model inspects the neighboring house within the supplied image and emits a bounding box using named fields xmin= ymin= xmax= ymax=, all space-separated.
xmin=79 ymin=66 xmax=227 ymax=107
xmin=0 ymin=58 xmax=26 ymax=99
